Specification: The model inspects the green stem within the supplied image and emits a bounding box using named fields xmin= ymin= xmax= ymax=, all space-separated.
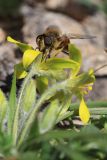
xmin=12 ymin=71 xmax=33 ymax=146
xmin=70 ymin=101 xmax=107 ymax=110
xmin=17 ymin=80 xmax=68 ymax=148
xmin=90 ymin=108 xmax=107 ymax=115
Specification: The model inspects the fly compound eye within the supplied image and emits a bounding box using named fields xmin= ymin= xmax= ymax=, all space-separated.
xmin=36 ymin=35 xmax=43 ymax=45
xmin=44 ymin=36 xmax=53 ymax=46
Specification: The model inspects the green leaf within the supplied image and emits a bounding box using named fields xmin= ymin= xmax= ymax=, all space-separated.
xmin=57 ymin=145 xmax=90 ymax=160
xmin=68 ymin=44 xmax=82 ymax=75
xmin=22 ymin=79 xmax=36 ymax=112
xmin=7 ymin=36 xmax=33 ymax=52
xmin=40 ymin=69 xmax=67 ymax=80
xmin=37 ymin=130 xmax=78 ymax=143
xmin=0 ymin=131 xmax=13 ymax=155
xmin=19 ymin=152 xmax=40 ymax=160
xmin=39 ymin=100 xmax=59 ymax=134
xmin=36 ymin=76 xmax=48 ymax=94
xmin=56 ymin=96 xmax=73 ymax=123
xmin=0 ymin=89 xmax=7 ymax=129
xmin=81 ymin=124 xmax=99 ymax=133
xmin=15 ymin=62 xmax=27 ymax=79
xmin=59 ymin=96 xmax=71 ymax=115
xmin=8 ymin=72 xmax=16 ymax=134
xmin=56 ymin=111 xmax=73 ymax=123
xmin=68 ymin=44 xmax=82 ymax=64
xmin=41 ymin=58 xmax=79 ymax=70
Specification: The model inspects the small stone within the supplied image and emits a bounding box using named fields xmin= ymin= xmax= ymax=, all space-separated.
xmin=0 ymin=43 xmax=17 ymax=81
xmin=0 ymin=28 xmax=6 ymax=44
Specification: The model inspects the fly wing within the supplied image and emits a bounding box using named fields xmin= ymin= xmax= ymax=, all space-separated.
xmin=66 ymin=33 xmax=96 ymax=39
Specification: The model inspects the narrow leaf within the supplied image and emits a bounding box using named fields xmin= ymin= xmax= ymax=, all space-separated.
xmin=56 ymin=111 xmax=73 ymax=123
xmin=56 ymin=96 xmax=72 ymax=123
xmin=39 ymin=100 xmax=59 ymax=134
xmin=59 ymin=96 xmax=71 ymax=115
xmin=8 ymin=72 xmax=16 ymax=134
xmin=22 ymin=79 xmax=36 ymax=112
xmin=0 ymin=89 xmax=7 ymax=128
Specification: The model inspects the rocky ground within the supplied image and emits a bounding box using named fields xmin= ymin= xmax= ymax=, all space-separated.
xmin=0 ymin=0 xmax=107 ymax=100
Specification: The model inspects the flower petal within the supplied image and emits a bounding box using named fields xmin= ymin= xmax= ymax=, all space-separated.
xmin=79 ymin=98 xmax=90 ymax=124
xmin=7 ymin=36 xmax=33 ymax=52
xmin=15 ymin=63 xmax=27 ymax=79
xmin=23 ymin=49 xmax=41 ymax=68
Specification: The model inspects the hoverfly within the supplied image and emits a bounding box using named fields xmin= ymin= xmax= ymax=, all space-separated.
xmin=36 ymin=25 xmax=96 ymax=59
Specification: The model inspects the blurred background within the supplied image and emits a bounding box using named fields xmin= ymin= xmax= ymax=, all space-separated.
xmin=0 ymin=0 xmax=107 ymax=100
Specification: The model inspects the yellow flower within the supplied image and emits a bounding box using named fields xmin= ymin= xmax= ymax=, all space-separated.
xmin=7 ymin=36 xmax=41 ymax=79
xmin=79 ymin=98 xmax=90 ymax=124
xmin=16 ymin=49 xmax=41 ymax=79
xmin=23 ymin=49 xmax=41 ymax=69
